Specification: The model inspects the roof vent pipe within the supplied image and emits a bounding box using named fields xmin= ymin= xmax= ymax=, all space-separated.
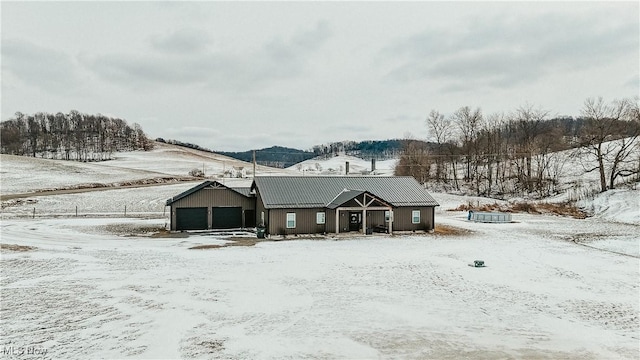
xmin=345 ymin=161 xmax=349 ymax=175
xmin=371 ymin=158 xmax=376 ymax=172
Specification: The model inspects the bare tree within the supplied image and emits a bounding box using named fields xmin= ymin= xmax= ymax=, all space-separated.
xmin=1 ymin=110 xmax=153 ymax=160
xmin=510 ymin=104 xmax=549 ymax=193
xmin=395 ymin=138 xmax=431 ymax=184
xmin=425 ymin=109 xmax=452 ymax=182
xmin=451 ymin=106 xmax=482 ymax=183
xmin=577 ymin=97 xmax=637 ymax=192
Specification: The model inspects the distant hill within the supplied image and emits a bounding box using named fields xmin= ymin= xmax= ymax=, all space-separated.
xmin=156 ymin=138 xmax=431 ymax=168
xmin=217 ymin=146 xmax=316 ymax=168
xmin=218 ymin=140 xmax=427 ymax=168
xmin=311 ymin=139 xmax=424 ymax=160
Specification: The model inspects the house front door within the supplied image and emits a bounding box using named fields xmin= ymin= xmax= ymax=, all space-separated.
xmin=349 ymin=212 xmax=361 ymax=232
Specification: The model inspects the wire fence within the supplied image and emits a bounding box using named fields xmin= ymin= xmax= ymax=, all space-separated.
xmin=2 ymin=205 xmax=169 ymax=220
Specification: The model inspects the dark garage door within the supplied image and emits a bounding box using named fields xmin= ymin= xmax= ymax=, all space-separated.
xmin=176 ymin=207 xmax=208 ymax=230
xmin=212 ymin=207 xmax=243 ymax=229
xmin=244 ymin=210 xmax=256 ymax=228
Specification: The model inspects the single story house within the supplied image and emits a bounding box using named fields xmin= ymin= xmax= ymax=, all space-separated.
xmin=166 ymin=176 xmax=439 ymax=235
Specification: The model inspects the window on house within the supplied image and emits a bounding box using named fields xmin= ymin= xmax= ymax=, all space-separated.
xmin=412 ymin=210 xmax=420 ymax=224
xmin=286 ymin=213 xmax=296 ymax=228
xmin=385 ymin=211 xmax=390 ymax=222
xmin=316 ymin=212 xmax=325 ymax=224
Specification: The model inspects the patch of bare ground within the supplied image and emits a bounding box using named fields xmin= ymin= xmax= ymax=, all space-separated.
xmin=1 ymin=244 xmax=37 ymax=252
xmin=189 ymin=238 xmax=259 ymax=249
xmin=35 ymin=176 xmax=197 ymax=193
xmin=433 ymin=224 xmax=472 ymax=236
xmin=150 ymin=228 xmax=189 ymax=238
xmin=1 ymin=198 xmax=39 ymax=209
xmin=449 ymin=201 xmax=587 ymax=219
xmin=1 ymin=176 xmax=200 ymax=201
xmin=95 ymin=223 xmax=168 ymax=237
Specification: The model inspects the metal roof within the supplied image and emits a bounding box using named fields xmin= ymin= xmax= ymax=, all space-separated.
xmin=326 ymin=189 xmax=366 ymax=209
xmin=252 ymin=176 xmax=439 ymax=209
xmin=166 ymin=181 xmax=252 ymax=205
xmin=325 ymin=189 xmax=394 ymax=209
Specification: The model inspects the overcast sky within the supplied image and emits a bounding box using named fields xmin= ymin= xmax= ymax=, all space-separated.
xmin=2 ymin=1 xmax=638 ymax=152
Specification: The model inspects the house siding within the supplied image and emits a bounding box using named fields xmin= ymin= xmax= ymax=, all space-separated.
xmin=261 ymin=207 xmax=434 ymax=235
xmin=255 ymin=188 xmax=268 ymax=230
xmin=170 ymin=187 xmax=255 ymax=230
xmin=268 ymin=208 xmax=328 ymax=235
xmin=391 ymin=207 xmax=434 ymax=231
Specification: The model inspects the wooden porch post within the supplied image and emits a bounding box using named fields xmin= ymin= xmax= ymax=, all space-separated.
xmin=362 ymin=209 xmax=367 ymax=235
xmin=389 ymin=208 xmax=393 ymax=235
xmin=335 ymin=208 xmax=340 ymax=235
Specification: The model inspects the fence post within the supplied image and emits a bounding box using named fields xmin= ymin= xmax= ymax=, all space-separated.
xmin=76 ymin=205 xmax=78 ymax=217
xmin=33 ymin=207 xmax=35 ymax=219
xmin=124 ymin=205 xmax=127 ymax=217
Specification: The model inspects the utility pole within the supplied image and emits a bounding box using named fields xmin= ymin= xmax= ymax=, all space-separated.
xmin=253 ymin=150 xmax=256 ymax=178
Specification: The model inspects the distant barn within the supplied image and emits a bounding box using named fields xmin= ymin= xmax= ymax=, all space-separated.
xmin=166 ymin=176 xmax=439 ymax=235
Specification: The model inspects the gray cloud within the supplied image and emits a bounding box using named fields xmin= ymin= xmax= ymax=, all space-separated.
xmin=149 ymin=28 xmax=212 ymax=54
xmin=2 ymin=39 xmax=82 ymax=93
xmin=84 ymin=22 xmax=331 ymax=91
xmin=624 ymin=74 xmax=639 ymax=90
xmin=382 ymin=10 xmax=638 ymax=92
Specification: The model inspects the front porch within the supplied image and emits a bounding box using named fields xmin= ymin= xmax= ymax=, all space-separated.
xmin=327 ymin=190 xmax=394 ymax=235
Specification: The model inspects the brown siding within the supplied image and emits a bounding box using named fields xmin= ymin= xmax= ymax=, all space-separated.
xmin=170 ymin=187 xmax=255 ymax=230
xmin=392 ymin=207 xmax=434 ymax=231
xmin=257 ymin=206 xmax=435 ymax=235
xmin=366 ymin=210 xmax=387 ymax=229
xmin=268 ymin=208 xmax=328 ymax=235
xmin=255 ymin=189 xmax=268 ymax=229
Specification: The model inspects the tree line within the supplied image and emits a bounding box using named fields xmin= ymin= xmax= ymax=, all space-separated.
xmin=1 ymin=111 xmax=153 ymax=161
xmin=311 ymin=139 xmax=407 ymax=160
xmin=395 ymin=97 xmax=640 ymax=197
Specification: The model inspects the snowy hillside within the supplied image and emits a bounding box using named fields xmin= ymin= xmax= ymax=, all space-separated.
xmin=0 ymin=142 xmax=294 ymax=195
xmin=286 ymin=154 xmax=397 ymax=176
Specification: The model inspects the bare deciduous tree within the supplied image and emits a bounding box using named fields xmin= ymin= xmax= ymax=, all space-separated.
xmin=577 ymin=97 xmax=638 ymax=192
xmin=425 ymin=109 xmax=452 ymax=182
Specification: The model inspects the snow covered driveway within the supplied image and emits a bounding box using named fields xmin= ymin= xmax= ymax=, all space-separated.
xmin=1 ymin=215 xmax=638 ymax=359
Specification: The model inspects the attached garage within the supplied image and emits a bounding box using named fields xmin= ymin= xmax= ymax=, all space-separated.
xmin=175 ymin=207 xmax=208 ymax=230
xmin=166 ymin=181 xmax=256 ymax=231
xmin=212 ymin=207 xmax=243 ymax=229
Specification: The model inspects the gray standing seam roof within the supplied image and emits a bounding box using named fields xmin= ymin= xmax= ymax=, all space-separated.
xmin=166 ymin=181 xmax=251 ymax=205
xmin=252 ymin=176 xmax=439 ymax=209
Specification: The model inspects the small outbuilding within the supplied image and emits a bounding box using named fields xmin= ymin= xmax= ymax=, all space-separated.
xmin=166 ymin=181 xmax=255 ymax=231
xmin=468 ymin=210 xmax=512 ymax=223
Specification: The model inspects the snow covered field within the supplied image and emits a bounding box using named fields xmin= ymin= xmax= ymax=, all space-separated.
xmin=0 ymin=142 xmax=292 ymax=195
xmin=1 ymin=144 xmax=639 ymax=359
xmin=287 ymin=154 xmax=397 ymax=176
xmin=2 ymin=192 xmax=639 ymax=359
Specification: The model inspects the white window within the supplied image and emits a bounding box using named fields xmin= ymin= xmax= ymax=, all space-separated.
xmin=316 ymin=212 xmax=326 ymax=224
xmin=286 ymin=213 xmax=296 ymax=228
xmin=385 ymin=211 xmax=390 ymax=222
xmin=412 ymin=210 xmax=420 ymax=224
